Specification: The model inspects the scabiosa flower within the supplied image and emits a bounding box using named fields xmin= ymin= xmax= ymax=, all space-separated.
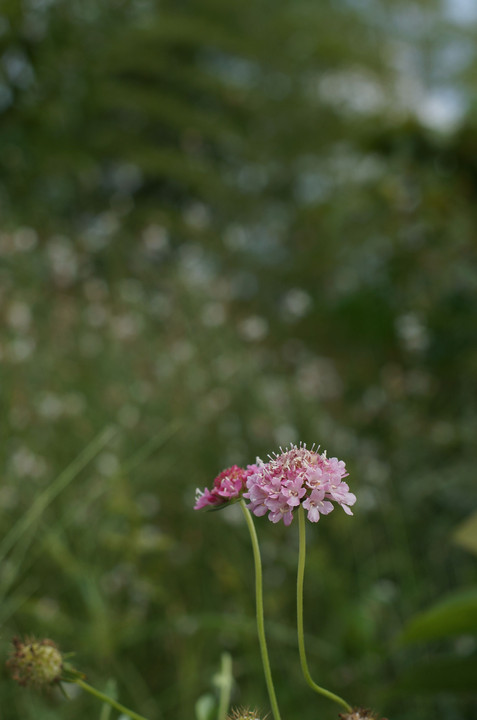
xmin=6 ymin=637 xmax=63 ymax=688
xmin=244 ymin=443 xmax=356 ymax=526
xmin=194 ymin=464 xmax=258 ymax=510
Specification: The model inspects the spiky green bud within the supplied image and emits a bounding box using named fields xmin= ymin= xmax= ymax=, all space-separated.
xmin=227 ymin=708 xmax=264 ymax=720
xmin=339 ymin=709 xmax=388 ymax=720
xmin=6 ymin=637 xmax=63 ymax=688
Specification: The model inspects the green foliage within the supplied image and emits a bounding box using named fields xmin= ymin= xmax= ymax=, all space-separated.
xmin=454 ymin=511 xmax=477 ymax=557
xmin=196 ymin=694 xmax=218 ymax=720
xmin=394 ymin=654 xmax=477 ymax=695
xmin=394 ymin=515 xmax=477 ymax=705
xmin=99 ymin=679 xmax=118 ymax=720
xmin=194 ymin=653 xmax=234 ymax=720
xmin=400 ymin=590 xmax=477 ymax=644
xmin=1 ymin=1 xmax=477 ymax=720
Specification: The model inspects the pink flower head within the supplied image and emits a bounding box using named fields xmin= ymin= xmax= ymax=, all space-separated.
xmin=194 ymin=464 xmax=251 ymax=510
xmin=244 ymin=443 xmax=356 ymax=525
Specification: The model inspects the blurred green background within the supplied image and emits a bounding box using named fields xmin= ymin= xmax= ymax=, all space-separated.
xmin=1 ymin=0 xmax=477 ymax=718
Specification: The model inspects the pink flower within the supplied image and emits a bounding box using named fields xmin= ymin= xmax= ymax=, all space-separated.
xmin=281 ymin=476 xmax=307 ymax=507
xmin=244 ymin=443 xmax=356 ymax=525
xmin=268 ymin=499 xmax=294 ymax=526
xmin=303 ymin=488 xmax=333 ymax=523
xmin=245 ymin=481 xmax=270 ymax=517
xmin=194 ymin=465 xmax=251 ymax=510
xmin=326 ymin=479 xmax=356 ymax=515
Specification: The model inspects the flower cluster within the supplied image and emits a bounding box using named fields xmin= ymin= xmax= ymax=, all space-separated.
xmin=194 ymin=443 xmax=355 ymax=526
xmin=194 ymin=464 xmax=256 ymax=510
xmin=244 ymin=444 xmax=356 ymax=526
xmin=6 ymin=637 xmax=63 ymax=688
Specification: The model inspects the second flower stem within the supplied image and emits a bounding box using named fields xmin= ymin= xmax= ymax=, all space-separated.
xmin=73 ymin=678 xmax=150 ymax=720
xmin=240 ymin=500 xmax=282 ymax=720
xmin=297 ymin=505 xmax=352 ymax=713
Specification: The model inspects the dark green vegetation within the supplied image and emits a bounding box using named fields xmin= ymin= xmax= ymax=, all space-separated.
xmin=1 ymin=1 xmax=477 ymax=718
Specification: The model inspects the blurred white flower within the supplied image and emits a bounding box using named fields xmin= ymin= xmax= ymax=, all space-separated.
xmin=201 ymin=302 xmax=226 ymax=327
xmin=149 ymin=293 xmax=172 ymax=319
xmin=142 ymin=224 xmax=169 ymax=253
xmin=13 ymin=227 xmax=38 ymax=252
xmin=282 ymin=288 xmax=312 ymax=320
xmin=296 ymin=357 xmax=342 ymax=399
xmin=47 ymin=236 xmax=78 ymax=286
xmin=6 ymin=301 xmax=32 ymax=332
xmin=396 ymin=312 xmax=429 ymax=352
xmin=273 ymin=424 xmax=298 ymax=446
xmin=10 ymin=446 xmax=47 ymax=479
xmin=97 ymin=452 xmax=120 ymax=477
xmin=7 ymin=337 xmax=35 ymax=362
xmin=238 ymin=315 xmax=268 ymax=341
xmin=111 ymin=313 xmax=142 ymax=340
xmin=183 ymin=202 xmax=210 ymax=230
xmin=171 ymin=340 xmax=195 ymax=364
xmin=37 ymin=393 xmax=64 ymax=420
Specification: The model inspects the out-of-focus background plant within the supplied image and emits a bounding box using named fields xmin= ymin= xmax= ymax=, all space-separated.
xmin=1 ymin=0 xmax=477 ymax=718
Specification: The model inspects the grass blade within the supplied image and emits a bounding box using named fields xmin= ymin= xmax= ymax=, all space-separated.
xmin=0 ymin=425 xmax=118 ymax=565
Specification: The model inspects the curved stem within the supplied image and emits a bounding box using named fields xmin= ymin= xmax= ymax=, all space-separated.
xmin=74 ymin=678 xmax=150 ymax=720
xmin=240 ymin=500 xmax=282 ymax=720
xmin=297 ymin=505 xmax=352 ymax=713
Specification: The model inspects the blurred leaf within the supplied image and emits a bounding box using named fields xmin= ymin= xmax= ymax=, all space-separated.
xmin=196 ymin=694 xmax=217 ymax=720
xmin=213 ymin=653 xmax=233 ymax=720
xmin=394 ymin=654 xmax=477 ymax=695
xmin=454 ymin=511 xmax=477 ymax=556
xmin=100 ymin=679 xmax=117 ymax=720
xmin=400 ymin=590 xmax=477 ymax=644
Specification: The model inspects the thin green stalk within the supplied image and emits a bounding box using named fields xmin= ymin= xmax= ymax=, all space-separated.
xmin=74 ymin=678 xmax=150 ymax=720
xmin=239 ymin=500 xmax=282 ymax=720
xmin=296 ymin=505 xmax=352 ymax=713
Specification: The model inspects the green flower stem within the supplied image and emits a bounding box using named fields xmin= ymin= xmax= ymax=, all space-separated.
xmin=297 ymin=505 xmax=352 ymax=713
xmin=73 ymin=678 xmax=150 ymax=720
xmin=240 ymin=500 xmax=282 ymax=720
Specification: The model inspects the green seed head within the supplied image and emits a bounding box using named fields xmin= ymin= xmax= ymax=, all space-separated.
xmin=6 ymin=637 xmax=63 ymax=688
xmin=339 ymin=710 xmax=387 ymax=720
xmin=228 ymin=708 xmax=264 ymax=720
